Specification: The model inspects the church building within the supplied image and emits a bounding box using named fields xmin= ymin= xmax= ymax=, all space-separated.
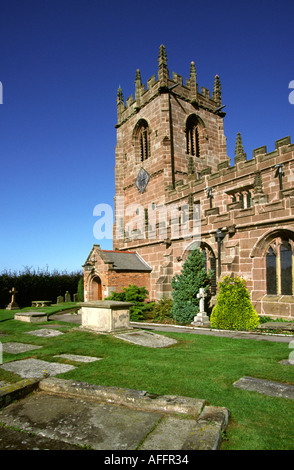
xmin=83 ymin=45 xmax=294 ymax=320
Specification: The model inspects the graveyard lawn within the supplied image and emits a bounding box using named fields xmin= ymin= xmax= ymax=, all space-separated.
xmin=0 ymin=308 xmax=293 ymax=450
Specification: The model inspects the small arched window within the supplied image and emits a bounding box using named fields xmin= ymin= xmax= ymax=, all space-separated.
xmin=137 ymin=119 xmax=150 ymax=161
xmin=186 ymin=115 xmax=200 ymax=157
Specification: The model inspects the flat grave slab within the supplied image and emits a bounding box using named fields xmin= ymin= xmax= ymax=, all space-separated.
xmin=26 ymin=328 xmax=64 ymax=337
xmin=114 ymin=330 xmax=178 ymax=348
xmin=0 ymin=358 xmax=75 ymax=379
xmin=14 ymin=312 xmax=47 ymax=323
xmin=0 ymin=393 xmax=162 ymax=450
xmin=54 ymin=354 xmax=102 ymax=363
xmin=233 ymin=376 xmax=294 ymax=400
xmin=2 ymin=342 xmax=42 ymax=354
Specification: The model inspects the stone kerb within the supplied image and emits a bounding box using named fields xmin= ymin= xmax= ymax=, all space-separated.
xmin=78 ymin=300 xmax=134 ymax=333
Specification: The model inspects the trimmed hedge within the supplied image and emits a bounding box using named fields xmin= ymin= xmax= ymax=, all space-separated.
xmin=0 ymin=267 xmax=83 ymax=308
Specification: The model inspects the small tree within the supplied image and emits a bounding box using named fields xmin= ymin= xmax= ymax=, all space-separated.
xmin=171 ymin=248 xmax=213 ymax=324
xmin=210 ymin=276 xmax=260 ymax=330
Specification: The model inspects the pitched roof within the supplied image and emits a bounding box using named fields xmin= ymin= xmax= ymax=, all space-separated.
xmin=101 ymin=250 xmax=152 ymax=272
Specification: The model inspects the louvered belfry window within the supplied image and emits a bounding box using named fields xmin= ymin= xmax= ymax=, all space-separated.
xmin=186 ymin=115 xmax=200 ymax=157
xmin=139 ymin=121 xmax=150 ymax=161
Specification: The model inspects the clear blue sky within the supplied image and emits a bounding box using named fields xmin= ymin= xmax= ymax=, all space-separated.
xmin=0 ymin=0 xmax=293 ymax=274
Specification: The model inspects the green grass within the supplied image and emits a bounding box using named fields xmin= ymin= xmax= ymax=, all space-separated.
xmin=0 ymin=307 xmax=294 ymax=450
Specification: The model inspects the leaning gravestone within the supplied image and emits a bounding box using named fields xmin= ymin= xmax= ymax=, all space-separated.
xmin=57 ymin=296 xmax=64 ymax=304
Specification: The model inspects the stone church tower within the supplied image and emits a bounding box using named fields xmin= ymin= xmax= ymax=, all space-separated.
xmin=113 ymin=45 xmax=230 ymax=300
xmin=84 ymin=45 xmax=294 ymax=319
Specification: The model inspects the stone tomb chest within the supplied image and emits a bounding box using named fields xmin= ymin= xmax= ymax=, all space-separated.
xmin=79 ymin=301 xmax=133 ymax=333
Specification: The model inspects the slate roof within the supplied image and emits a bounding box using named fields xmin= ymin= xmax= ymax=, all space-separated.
xmin=101 ymin=250 xmax=152 ymax=272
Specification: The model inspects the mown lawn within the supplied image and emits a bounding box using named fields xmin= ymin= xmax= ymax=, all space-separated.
xmin=0 ymin=308 xmax=293 ymax=450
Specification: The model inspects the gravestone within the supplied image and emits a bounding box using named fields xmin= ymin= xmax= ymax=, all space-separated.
xmin=65 ymin=291 xmax=71 ymax=302
xmin=191 ymin=288 xmax=211 ymax=327
xmin=6 ymin=287 xmax=19 ymax=311
xmin=57 ymin=295 xmax=64 ymax=304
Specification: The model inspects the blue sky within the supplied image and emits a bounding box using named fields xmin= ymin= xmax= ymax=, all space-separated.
xmin=0 ymin=0 xmax=293 ymax=273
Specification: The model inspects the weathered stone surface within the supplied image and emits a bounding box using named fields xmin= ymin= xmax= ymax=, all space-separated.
xmin=54 ymin=354 xmax=102 ymax=363
xmin=0 ymin=378 xmax=40 ymax=408
xmin=2 ymin=342 xmax=42 ymax=354
xmin=139 ymin=416 xmax=198 ymax=450
xmin=27 ymin=328 xmax=64 ymax=337
xmin=181 ymin=421 xmax=223 ymax=450
xmin=39 ymin=377 xmax=205 ymax=416
xmin=14 ymin=312 xmax=47 ymax=323
xmin=233 ymin=376 xmax=294 ymax=399
xmin=114 ymin=329 xmax=178 ymax=348
xmin=0 ymin=358 xmax=75 ymax=379
xmin=0 ymin=393 xmax=162 ymax=450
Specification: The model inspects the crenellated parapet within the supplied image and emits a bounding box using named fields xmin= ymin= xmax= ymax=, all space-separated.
xmin=116 ymin=44 xmax=225 ymax=127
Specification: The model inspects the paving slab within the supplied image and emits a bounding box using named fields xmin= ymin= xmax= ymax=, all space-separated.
xmin=54 ymin=354 xmax=102 ymax=363
xmin=26 ymin=328 xmax=64 ymax=337
xmin=233 ymin=376 xmax=294 ymax=400
xmin=2 ymin=342 xmax=42 ymax=354
xmin=0 ymin=358 xmax=75 ymax=379
xmin=114 ymin=330 xmax=178 ymax=348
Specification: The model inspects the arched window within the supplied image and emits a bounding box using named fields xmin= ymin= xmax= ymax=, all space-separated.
xmin=186 ymin=115 xmax=200 ymax=157
xmin=266 ymin=238 xmax=293 ymax=295
xmin=133 ymin=119 xmax=150 ymax=162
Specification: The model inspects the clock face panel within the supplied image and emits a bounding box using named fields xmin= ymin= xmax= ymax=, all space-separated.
xmin=135 ymin=167 xmax=150 ymax=193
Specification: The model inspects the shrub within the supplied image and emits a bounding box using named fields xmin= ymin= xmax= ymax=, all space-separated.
xmin=171 ymin=248 xmax=213 ymax=324
xmin=105 ymin=284 xmax=153 ymax=321
xmin=210 ymin=276 xmax=260 ymax=330
xmin=150 ymin=297 xmax=174 ymax=323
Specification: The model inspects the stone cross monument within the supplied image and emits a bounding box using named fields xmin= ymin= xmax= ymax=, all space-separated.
xmin=6 ymin=287 xmax=19 ymax=310
xmin=191 ymin=288 xmax=210 ymax=327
